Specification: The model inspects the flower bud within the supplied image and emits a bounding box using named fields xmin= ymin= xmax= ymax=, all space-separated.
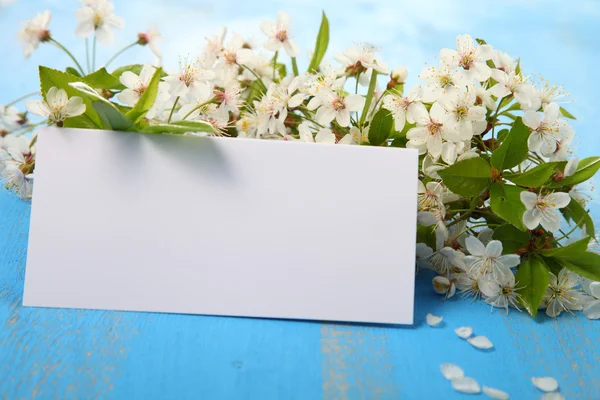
xmin=390 ymin=66 xmax=408 ymax=84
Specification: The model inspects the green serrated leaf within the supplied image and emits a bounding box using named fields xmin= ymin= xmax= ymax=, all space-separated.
xmin=307 ymin=11 xmax=329 ymax=73
xmin=558 ymin=252 xmax=600 ymax=281
xmin=560 ymin=199 xmax=595 ymax=237
xmin=557 ymin=157 xmax=600 ymax=187
xmin=491 ymin=117 xmax=530 ymax=170
xmin=497 ymin=128 xmax=509 ymax=142
xmin=438 ymin=157 xmax=491 ymax=197
xmin=540 ymin=256 xmax=563 ymax=276
xmin=39 ymin=66 xmax=102 ymax=129
xmin=92 ymin=101 xmax=133 ymax=131
xmin=490 ymin=183 xmax=527 ymax=231
xmin=127 ymin=67 xmax=162 ymax=123
xmin=504 ymin=162 xmax=562 ymax=188
xmin=516 ymin=256 xmax=550 ymax=317
xmin=493 ymin=224 xmax=530 ymax=254
xmin=170 ymin=120 xmax=216 ymax=133
xmin=559 ymin=106 xmax=576 ymax=120
xmin=65 ymin=67 xmax=82 ymax=77
xmin=368 ymin=108 xmax=393 ymax=146
xmin=390 ymin=136 xmax=408 ymax=148
xmin=540 ymin=237 xmax=591 ymax=258
xmin=84 ymin=68 xmax=125 ymax=90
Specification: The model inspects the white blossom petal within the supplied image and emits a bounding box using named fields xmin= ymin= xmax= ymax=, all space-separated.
xmin=482 ymin=386 xmax=510 ymax=400
xmin=426 ymin=313 xmax=443 ymax=327
xmin=467 ymin=336 xmax=494 ymax=349
xmin=440 ymin=363 xmax=464 ymax=380
xmin=454 ymin=326 xmax=472 ymax=339
xmin=452 ymin=377 xmax=481 ymax=394
xmin=584 ymin=300 xmax=600 ymax=320
xmin=531 ymin=377 xmax=559 ymax=392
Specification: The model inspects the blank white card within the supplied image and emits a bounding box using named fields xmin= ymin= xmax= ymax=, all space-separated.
xmin=23 ymin=127 xmax=418 ymax=324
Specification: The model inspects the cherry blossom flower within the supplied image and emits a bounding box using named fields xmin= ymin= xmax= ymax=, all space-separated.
xmin=382 ymin=86 xmax=425 ymax=132
xmin=138 ymin=24 xmax=162 ymax=59
xmin=18 ymin=10 xmax=51 ymax=58
xmin=390 ymin=66 xmax=408 ymax=84
xmin=418 ymin=63 xmax=470 ymax=102
xmin=0 ymin=105 xmax=22 ymax=132
xmin=479 ymin=270 xmax=522 ymax=312
xmin=336 ymin=43 xmax=389 ymax=77
xmin=311 ymin=88 xmax=364 ymax=128
xmin=464 ymin=236 xmax=520 ymax=284
xmin=25 ymin=87 xmax=86 ymax=127
xmin=440 ymin=34 xmax=493 ymax=82
xmin=520 ymin=191 xmax=570 ymax=232
xmin=298 ymin=122 xmax=336 ymax=144
xmin=75 ymin=0 xmax=125 ymax=44
xmin=163 ymin=57 xmax=215 ymax=102
xmin=490 ymin=69 xmax=538 ymax=110
xmin=542 ymin=269 xmax=588 ymax=317
xmin=260 ymin=12 xmax=299 ymax=57
xmin=523 ymin=103 xmax=573 ymax=157
xmin=439 ymin=86 xmax=487 ymax=140
xmin=117 ymin=64 xmax=156 ymax=106
xmin=406 ymin=102 xmax=459 ymax=160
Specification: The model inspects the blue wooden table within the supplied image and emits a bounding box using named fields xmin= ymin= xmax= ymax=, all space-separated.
xmin=1 ymin=190 xmax=598 ymax=399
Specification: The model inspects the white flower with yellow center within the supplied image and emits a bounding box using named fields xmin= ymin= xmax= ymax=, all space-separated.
xmin=298 ymin=122 xmax=336 ymax=144
xmin=117 ymin=64 xmax=156 ymax=106
xmin=260 ymin=12 xmax=299 ymax=57
xmin=418 ymin=63 xmax=470 ymax=102
xmin=311 ymin=88 xmax=365 ymax=128
xmin=382 ymin=86 xmax=425 ymax=132
xmin=18 ymin=10 xmax=52 ymax=58
xmin=543 ymin=269 xmax=588 ymax=317
xmin=163 ymin=58 xmax=215 ymax=102
xmin=406 ymin=102 xmax=460 ymax=160
xmin=464 ymin=236 xmax=520 ymax=284
xmin=520 ymin=191 xmax=570 ymax=232
xmin=75 ymin=0 xmax=125 ymax=44
xmin=440 ymin=34 xmax=493 ymax=82
xmin=523 ymin=103 xmax=573 ymax=157
xmin=479 ymin=271 xmax=522 ymax=313
xmin=137 ymin=24 xmax=162 ymax=59
xmin=25 ymin=87 xmax=86 ymax=127
xmin=439 ymin=86 xmax=487 ymax=141
xmin=336 ymin=43 xmax=389 ymax=78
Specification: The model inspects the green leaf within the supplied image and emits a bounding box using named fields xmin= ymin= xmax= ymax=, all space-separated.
xmin=559 ymin=252 xmax=600 ymax=281
xmin=540 ymin=237 xmax=591 ymax=258
xmin=540 ymin=256 xmax=563 ymax=276
xmin=368 ymin=108 xmax=393 ymax=146
xmin=493 ymin=224 xmax=530 ymax=254
xmin=497 ymin=128 xmax=509 ymax=142
xmin=490 ymin=183 xmax=527 ymax=231
xmin=92 ymin=101 xmax=133 ymax=131
xmin=126 ymin=67 xmax=162 ymax=123
xmin=83 ymin=68 xmax=125 ymax=90
xmin=139 ymin=122 xmax=214 ymax=135
xmin=111 ymin=64 xmax=143 ymax=79
xmin=417 ymin=224 xmax=436 ymax=250
xmin=491 ymin=117 xmax=530 ymax=170
xmin=307 ymin=11 xmax=329 ymax=72
xmin=515 ymin=256 xmax=550 ymax=317
xmin=559 ymin=106 xmax=576 ymax=120
xmin=390 ymin=136 xmax=408 ymax=148
xmin=65 ymin=67 xmax=82 ymax=77
xmin=560 ymin=199 xmax=595 ymax=238
xmin=475 ymin=38 xmax=487 ymax=45
xmin=170 ymin=120 xmax=216 ymax=133
xmin=438 ymin=157 xmax=491 ymax=197
xmin=504 ymin=162 xmax=562 ymax=188
xmin=38 ymin=66 xmax=102 ymax=129
xmin=558 ymin=157 xmax=600 ymax=186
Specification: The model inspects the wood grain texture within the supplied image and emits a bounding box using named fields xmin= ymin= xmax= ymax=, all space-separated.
xmin=1 ymin=190 xmax=598 ymax=399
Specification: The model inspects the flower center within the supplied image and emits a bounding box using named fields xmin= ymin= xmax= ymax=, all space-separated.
xmin=276 ymin=30 xmax=288 ymax=42
xmin=179 ymin=64 xmax=198 ymax=87
xmin=455 ymin=106 xmax=469 ymax=120
xmin=427 ymin=121 xmax=443 ymax=136
xmin=439 ymin=74 xmax=453 ymax=88
xmin=92 ymin=13 xmax=104 ymax=28
xmin=459 ymin=54 xmax=474 ymax=69
xmin=331 ymin=97 xmax=346 ymax=111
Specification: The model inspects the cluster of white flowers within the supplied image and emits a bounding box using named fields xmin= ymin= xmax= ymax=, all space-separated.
xmin=4 ymin=1 xmax=599 ymax=319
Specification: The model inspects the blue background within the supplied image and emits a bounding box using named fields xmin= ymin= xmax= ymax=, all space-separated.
xmin=1 ymin=1 xmax=599 ymax=399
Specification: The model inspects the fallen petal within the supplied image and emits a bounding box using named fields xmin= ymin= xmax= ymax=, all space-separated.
xmin=541 ymin=392 xmax=564 ymax=400
xmin=426 ymin=313 xmax=443 ymax=327
xmin=467 ymin=335 xmax=494 ymax=349
xmin=531 ymin=377 xmax=559 ymax=392
xmin=452 ymin=376 xmax=481 ymax=394
xmin=440 ymin=363 xmax=464 ymax=380
xmin=455 ymin=326 xmax=473 ymax=339
xmin=483 ymin=385 xmax=510 ymax=399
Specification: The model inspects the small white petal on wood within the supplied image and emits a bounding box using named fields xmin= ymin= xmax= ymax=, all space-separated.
xmin=531 ymin=377 xmax=559 ymax=392
xmin=452 ymin=376 xmax=481 ymax=394
xmin=483 ymin=385 xmax=510 ymax=399
xmin=440 ymin=363 xmax=464 ymax=380
xmin=454 ymin=326 xmax=473 ymax=339
xmin=540 ymin=392 xmax=565 ymax=400
xmin=426 ymin=313 xmax=443 ymax=327
xmin=467 ymin=335 xmax=494 ymax=349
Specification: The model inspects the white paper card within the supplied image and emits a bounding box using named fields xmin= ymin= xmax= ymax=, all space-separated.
xmin=23 ymin=127 xmax=418 ymax=324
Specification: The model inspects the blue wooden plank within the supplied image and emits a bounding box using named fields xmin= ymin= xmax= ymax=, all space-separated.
xmin=1 ymin=189 xmax=599 ymax=399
